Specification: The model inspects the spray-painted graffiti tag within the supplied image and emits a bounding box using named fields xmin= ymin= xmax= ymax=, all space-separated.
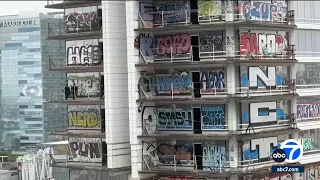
xmin=238 ymin=1 xmax=287 ymax=22
xmin=157 ymin=108 xmax=192 ymax=130
xmin=201 ymin=105 xmax=226 ymax=129
xmin=153 ymin=1 xmax=190 ymax=25
xmin=65 ymin=11 xmax=100 ymax=33
xmin=142 ymin=141 xmax=194 ymax=168
xmin=199 ymin=31 xmax=223 ymax=53
xmin=67 ymin=73 xmax=100 ymax=98
xmin=155 ymin=34 xmax=191 ymax=56
xmin=240 ymin=31 xmax=288 ymax=57
xmin=66 ymin=45 xmax=102 ymax=66
xmin=203 ymin=143 xmax=227 ymax=171
xmin=139 ymin=71 xmax=192 ymax=96
xmin=297 ymin=103 xmax=320 ymax=120
xmin=68 ymin=108 xmax=100 ymax=128
xmin=69 ymin=139 xmax=101 ymax=163
xmin=198 ymin=0 xmax=222 ymax=21
xmin=200 ymin=70 xmax=225 ymax=93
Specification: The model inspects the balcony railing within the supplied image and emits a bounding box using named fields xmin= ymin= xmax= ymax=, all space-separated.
xmin=235 ymin=10 xmax=295 ymax=25
xmin=142 ymin=155 xmax=230 ymax=172
xmin=48 ymin=51 xmax=103 ymax=71
xmin=237 ymin=44 xmax=295 ymax=61
xmin=138 ymin=79 xmax=296 ymax=100
xmin=139 ymin=10 xmax=190 ymax=28
xmin=49 ymin=84 xmax=104 ymax=102
xmin=138 ymin=9 xmax=295 ymax=29
xmin=235 ymin=79 xmax=296 ymax=97
xmin=138 ymin=44 xmax=295 ymax=64
xmin=141 ymin=119 xmax=227 ymax=136
xmin=48 ymin=17 xmax=102 ymax=38
xmin=138 ymin=82 xmax=229 ymax=101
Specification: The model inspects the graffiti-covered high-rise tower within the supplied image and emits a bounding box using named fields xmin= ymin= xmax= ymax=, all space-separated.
xmin=127 ymin=0 xmax=298 ymax=180
xmin=44 ymin=1 xmax=131 ymax=179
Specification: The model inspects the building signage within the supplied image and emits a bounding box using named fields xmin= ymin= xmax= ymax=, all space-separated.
xmin=0 ymin=19 xmax=36 ymax=28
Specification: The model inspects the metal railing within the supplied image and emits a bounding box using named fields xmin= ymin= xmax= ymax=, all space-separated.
xmin=141 ymin=119 xmax=227 ymax=136
xmin=138 ymin=9 xmax=295 ymax=28
xmin=198 ymin=13 xmax=226 ymax=23
xmin=48 ymin=16 xmax=102 ymax=37
xmin=142 ymin=155 xmax=230 ymax=172
xmin=235 ymin=10 xmax=295 ymax=25
xmin=296 ymin=84 xmax=320 ymax=89
xmin=295 ymin=51 xmax=320 ymax=57
xmin=53 ymin=154 xmax=107 ymax=168
xmin=238 ymin=44 xmax=295 ymax=61
xmin=49 ymin=84 xmax=104 ymax=101
xmin=48 ymin=52 xmax=103 ymax=69
xmin=237 ymin=119 xmax=292 ymax=133
xmin=138 ymin=44 xmax=295 ymax=64
xmin=138 ymin=10 xmax=190 ymax=28
xmin=235 ymin=79 xmax=296 ymax=97
xmin=138 ymin=79 xmax=296 ymax=100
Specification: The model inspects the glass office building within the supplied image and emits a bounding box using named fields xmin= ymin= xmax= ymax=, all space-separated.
xmin=0 ymin=11 xmax=65 ymax=151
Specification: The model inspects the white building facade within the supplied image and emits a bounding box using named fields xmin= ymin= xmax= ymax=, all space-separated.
xmin=46 ymin=0 xmax=320 ymax=180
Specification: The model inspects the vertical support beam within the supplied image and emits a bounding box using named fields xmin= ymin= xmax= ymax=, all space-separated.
xmin=102 ymin=1 xmax=131 ymax=169
xmin=126 ymin=1 xmax=156 ymax=180
xmin=227 ymin=62 xmax=236 ymax=95
xmin=225 ymin=0 xmax=234 ymax=22
xmin=228 ymin=99 xmax=238 ymax=173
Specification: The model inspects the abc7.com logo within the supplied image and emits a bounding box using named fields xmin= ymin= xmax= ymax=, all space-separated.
xmin=272 ymin=139 xmax=303 ymax=163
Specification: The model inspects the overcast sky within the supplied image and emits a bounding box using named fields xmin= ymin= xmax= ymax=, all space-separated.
xmin=0 ymin=1 xmax=62 ymax=16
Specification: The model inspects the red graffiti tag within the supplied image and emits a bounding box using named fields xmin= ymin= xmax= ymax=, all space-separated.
xmin=155 ymin=34 xmax=191 ymax=55
xmin=240 ymin=32 xmax=288 ymax=56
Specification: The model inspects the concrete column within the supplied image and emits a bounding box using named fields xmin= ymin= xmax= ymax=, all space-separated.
xmin=228 ymin=99 xmax=238 ymax=171
xmin=126 ymin=1 xmax=151 ymax=180
xmin=227 ymin=63 xmax=236 ymax=95
xmin=225 ymin=0 xmax=234 ymax=22
xmin=102 ymin=1 xmax=131 ymax=169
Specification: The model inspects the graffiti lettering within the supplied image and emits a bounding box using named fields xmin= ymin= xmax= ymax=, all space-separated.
xmin=203 ymin=144 xmax=227 ymax=171
xmin=154 ymin=71 xmax=192 ymax=95
xmin=69 ymin=140 xmax=101 ymax=162
xmin=297 ymin=103 xmax=320 ymax=120
xmin=68 ymin=109 xmax=100 ymax=128
xmin=201 ymin=105 xmax=225 ymax=129
xmin=200 ymin=70 xmax=225 ymax=92
xmin=243 ymin=137 xmax=278 ymax=160
xmin=135 ymin=33 xmax=152 ymax=49
xmin=198 ymin=0 xmax=222 ymax=21
xmin=66 ymin=45 xmax=101 ymax=66
xmin=303 ymin=137 xmax=313 ymax=151
xmin=240 ymin=66 xmax=286 ymax=88
xmin=157 ymin=109 xmax=192 ymax=130
xmin=298 ymin=166 xmax=320 ymax=180
xmin=240 ymin=31 xmax=288 ymax=57
xmin=157 ymin=144 xmax=193 ymax=165
xmin=65 ymin=11 xmax=99 ymax=33
xmin=155 ymin=34 xmax=191 ymax=55
xmin=153 ymin=2 xmax=190 ymax=25
xmin=199 ymin=31 xmax=223 ymax=52
xmin=238 ymin=1 xmax=287 ymax=22
xmin=142 ymin=141 xmax=193 ymax=167
xmin=67 ymin=74 xmax=100 ymax=97
xmin=142 ymin=141 xmax=158 ymax=168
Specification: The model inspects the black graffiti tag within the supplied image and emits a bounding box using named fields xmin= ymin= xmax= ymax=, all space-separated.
xmin=69 ymin=141 xmax=101 ymax=159
xmin=67 ymin=45 xmax=101 ymax=66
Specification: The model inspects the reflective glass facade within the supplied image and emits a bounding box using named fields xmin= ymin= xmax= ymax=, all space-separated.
xmin=0 ymin=13 xmax=65 ymax=151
